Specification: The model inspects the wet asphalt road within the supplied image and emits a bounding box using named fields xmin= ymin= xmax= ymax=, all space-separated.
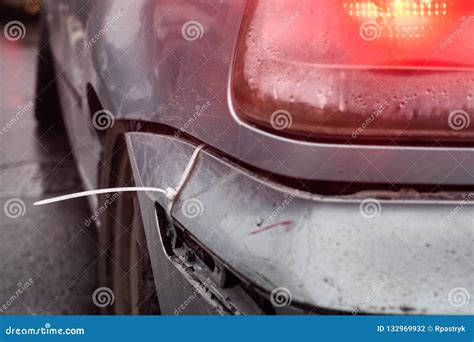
xmin=0 ymin=18 xmax=98 ymax=314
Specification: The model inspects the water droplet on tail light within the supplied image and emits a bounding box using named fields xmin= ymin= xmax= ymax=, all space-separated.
xmin=231 ymin=0 xmax=474 ymax=145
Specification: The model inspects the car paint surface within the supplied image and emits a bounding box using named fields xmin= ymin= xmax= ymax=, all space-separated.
xmin=42 ymin=0 xmax=474 ymax=315
xmin=44 ymin=0 xmax=474 ymax=188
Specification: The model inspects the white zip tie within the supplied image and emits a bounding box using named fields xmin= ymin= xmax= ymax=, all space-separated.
xmin=34 ymin=144 xmax=207 ymax=221
xmin=165 ymin=143 xmax=206 ymax=218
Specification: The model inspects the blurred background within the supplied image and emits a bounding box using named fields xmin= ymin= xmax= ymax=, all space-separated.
xmin=0 ymin=0 xmax=98 ymax=314
xmin=2 ymin=0 xmax=41 ymax=16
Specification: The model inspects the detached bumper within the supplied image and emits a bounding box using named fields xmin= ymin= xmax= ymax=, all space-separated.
xmin=126 ymin=132 xmax=473 ymax=315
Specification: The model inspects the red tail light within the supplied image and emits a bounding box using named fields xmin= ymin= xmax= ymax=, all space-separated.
xmin=231 ymin=0 xmax=474 ymax=144
xmin=348 ymin=0 xmax=452 ymax=40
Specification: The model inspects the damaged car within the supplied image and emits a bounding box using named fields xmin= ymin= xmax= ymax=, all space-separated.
xmin=35 ymin=0 xmax=473 ymax=315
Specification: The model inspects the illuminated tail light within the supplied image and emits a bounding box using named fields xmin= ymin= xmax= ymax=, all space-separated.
xmin=231 ymin=0 xmax=474 ymax=144
xmin=346 ymin=0 xmax=451 ymax=40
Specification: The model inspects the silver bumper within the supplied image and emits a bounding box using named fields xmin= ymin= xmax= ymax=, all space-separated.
xmin=126 ymin=132 xmax=473 ymax=315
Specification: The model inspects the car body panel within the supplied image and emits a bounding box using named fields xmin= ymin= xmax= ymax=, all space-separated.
xmin=46 ymin=0 xmax=103 ymax=194
xmin=42 ymin=0 xmax=474 ymax=315
xmin=44 ymin=0 xmax=474 ymax=187
xmin=125 ymin=132 xmax=474 ymax=315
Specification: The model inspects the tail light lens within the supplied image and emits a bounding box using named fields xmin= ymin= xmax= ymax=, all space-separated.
xmin=231 ymin=0 xmax=474 ymax=144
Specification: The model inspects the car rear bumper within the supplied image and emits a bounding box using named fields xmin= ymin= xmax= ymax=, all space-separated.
xmin=126 ymin=132 xmax=473 ymax=315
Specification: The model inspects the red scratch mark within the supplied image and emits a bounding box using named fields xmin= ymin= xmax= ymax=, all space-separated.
xmin=249 ymin=220 xmax=294 ymax=235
